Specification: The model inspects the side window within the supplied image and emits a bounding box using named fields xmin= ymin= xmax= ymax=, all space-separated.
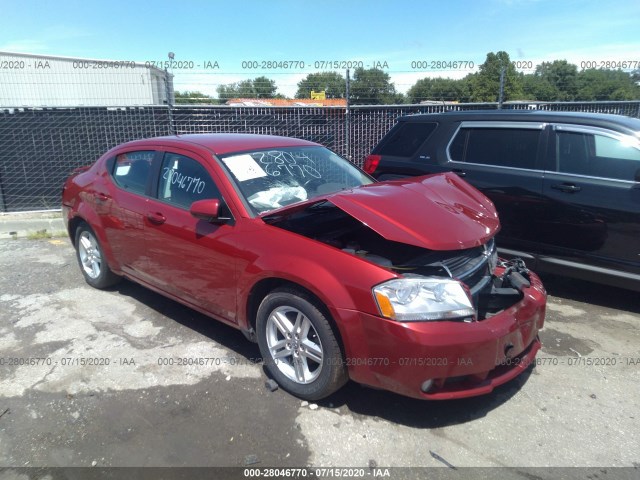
xmin=555 ymin=131 xmax=640 ymax=181
xmin=448 ymin=129 xmax=467 ymax=161
xmin=111 ymin=151 xmax=155 ymax=195
xmin=449 ymin=128 xmax=540 ymax=169
xmin=378 ymin=122 xmax=438 ymax=157
xmin=158 ymin=153 xmax=222 ymax=209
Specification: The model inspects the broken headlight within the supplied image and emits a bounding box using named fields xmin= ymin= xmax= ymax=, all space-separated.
xmin=373 ymin=277 xmax=475 ymax=322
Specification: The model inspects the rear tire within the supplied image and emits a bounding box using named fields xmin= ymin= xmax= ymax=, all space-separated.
xmin=256 ymin=288 xmax=347 ymax=400
xmin=74 ymin=223 xmax=121 ymax=289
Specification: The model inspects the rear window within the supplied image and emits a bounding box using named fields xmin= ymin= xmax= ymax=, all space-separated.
xmin=111 ymin=150 xmax=155 ymax=195
xmin=378 ymin=122 xmax=437 ymax=157
xmin=449 ymin=127 xmax=540 ymax=169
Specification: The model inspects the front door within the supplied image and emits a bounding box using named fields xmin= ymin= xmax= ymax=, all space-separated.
xmin=142 ymin=149 xmax=240 ymax=323
xmin=540 ymin=124 xmax=640 ymax=274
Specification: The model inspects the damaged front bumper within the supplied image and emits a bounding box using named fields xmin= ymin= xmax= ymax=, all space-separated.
xmin=333 ymin=264 xmax=546 ymax=400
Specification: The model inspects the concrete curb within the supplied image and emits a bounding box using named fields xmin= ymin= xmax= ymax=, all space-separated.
xmin=0 ymin=210 xmax=66 ymax=240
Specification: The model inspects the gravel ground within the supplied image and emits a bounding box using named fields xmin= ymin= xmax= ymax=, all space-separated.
xmin=0 ymin=235 xmax=638 ymax=479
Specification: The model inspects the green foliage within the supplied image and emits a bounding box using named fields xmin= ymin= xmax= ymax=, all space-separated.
xmin=216 ymin=76 xmax=280 ymax=100
xmin=407 ymin=77 xmax=471 ymax=103
xmin=576 ymin=69 xmax=639 ymax=100
xmin=25 ymin=229 xmax=67 ymax=240
xmin=174 ymin=91 xmax=218 ymax=104
xmin=295 ymin=72 xmax=346 ymax=99
xmin=468 ymin=51 xmax=524 ymax=102
xmin=188 ymin=53 xmax=640 ymax=106
xmin=406 ymin=52 xmax=640 ymax=104
xmin=521 ymin=74 xmax=558 ymax=102
xmin=534 ymin=60 xmax=578 ymax=100
xmin=350 ymin=68 xmax=399 ymax=105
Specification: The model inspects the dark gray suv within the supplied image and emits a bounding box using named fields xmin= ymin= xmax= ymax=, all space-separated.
xmin=364 ymin=110 xmax=640 ymax=291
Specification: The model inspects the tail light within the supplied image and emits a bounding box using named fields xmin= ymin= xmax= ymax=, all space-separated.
xmin=363 ymin=154 xmax=381 ymax=174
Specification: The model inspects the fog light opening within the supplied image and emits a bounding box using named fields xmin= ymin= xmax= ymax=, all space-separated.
xmin=420 ymin=379 xmax=434 ymax=393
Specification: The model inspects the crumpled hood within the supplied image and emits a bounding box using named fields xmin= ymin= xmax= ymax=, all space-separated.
xmin=263 ymin=173 xmax=500 ymax=250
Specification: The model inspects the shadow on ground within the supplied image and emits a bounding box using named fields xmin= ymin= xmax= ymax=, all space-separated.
xmin=317 ymin=366 xmax=533 ymax=429
xmin=110 ymin=278 xmax=531 ymax=430
xmin=540 ymin=273 xmax=640 ymax=315
xmin=114 ymin=279 xmax=261 ymax=362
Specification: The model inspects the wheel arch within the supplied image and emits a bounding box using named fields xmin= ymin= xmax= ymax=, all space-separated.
xmin=244 ymin=277 xmax=347 ymax=359
xmin=67 ymin=215 xmax=86 ymax=247
xmin=68 ymin=207 xmax=121 ymax=273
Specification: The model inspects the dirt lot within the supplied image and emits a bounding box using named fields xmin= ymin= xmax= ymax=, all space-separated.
xmin=0 ymin=234 xmax=639 ymax=476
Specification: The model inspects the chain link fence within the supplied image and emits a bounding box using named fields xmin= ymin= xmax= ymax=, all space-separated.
xmin=0 ymin=107 xmax=171 ymax=211
xmin=1 ymin=101 xmax=639 ymax=212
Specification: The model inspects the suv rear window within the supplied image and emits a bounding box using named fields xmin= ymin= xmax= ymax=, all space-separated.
xmin=449 ymin=127 xmax=540 ymax=169
xmin=378 ymin=122 xmax=437 ymax=157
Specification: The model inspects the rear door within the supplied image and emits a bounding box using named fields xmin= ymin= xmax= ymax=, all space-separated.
xmin=445 ymin=121 xmax=548 ymax=254
xmin=540 ymin=124 xmax=640 ymax=276
xmin=99 ymin=149 xmax=159 ymax=276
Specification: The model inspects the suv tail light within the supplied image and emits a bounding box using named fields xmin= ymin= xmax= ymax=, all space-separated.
xmin=363 ymin=154 xmax=381 ymax=174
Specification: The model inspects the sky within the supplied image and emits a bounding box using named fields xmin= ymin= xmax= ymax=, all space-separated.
xmin=1 ymin=0 xmax=639 ymax=98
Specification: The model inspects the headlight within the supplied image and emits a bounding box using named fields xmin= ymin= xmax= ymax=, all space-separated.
xmin=373 ymin=277 xmax=475 ymax=322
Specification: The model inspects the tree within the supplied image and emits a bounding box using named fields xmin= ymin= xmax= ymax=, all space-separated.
xmin=521 ymin=74 xmax=558 ymax=101
xmin=532 ymin=60 xmax=578 ymax=100
xmin=575 ymin=69 xmax=640 ymax=100
xmin=469 ymin=51 xmax=524 ymax=102
xmin=407 ymin=77 xmax=467 ymax=103
xmin=295 ymin=72 xmax=346 ymax=99
xmin=174 ymin=91 xmax=218 ymax=104
xmin=216 ymin=76 xmax=280 ymax=100
xmin=350 ymin=68 xmax=399 ymax=105
xmin=252 ymin=76 xmax=280 ymax=98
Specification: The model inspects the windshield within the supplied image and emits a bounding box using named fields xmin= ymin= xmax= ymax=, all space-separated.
xmin=220 ymin=146 xmax=373 ymax=214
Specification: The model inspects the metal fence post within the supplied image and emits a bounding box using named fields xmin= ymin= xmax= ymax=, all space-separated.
xmin=498 ymin=67 xmax=505 ymax=109
xmin=165 ymin=67 xmax=176 ymax=135
xmin=345 ymin=68 xmax=351 ymax=160
xmin=0 ymin=168 xmax=6 ymax=212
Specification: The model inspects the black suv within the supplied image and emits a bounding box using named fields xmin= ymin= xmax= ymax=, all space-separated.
xmin=364 ymin=110 xmax=640 ymax=291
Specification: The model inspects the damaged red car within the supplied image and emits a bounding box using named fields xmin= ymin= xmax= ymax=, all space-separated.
xmin=62 ymin=134 xmax=546 ymax=401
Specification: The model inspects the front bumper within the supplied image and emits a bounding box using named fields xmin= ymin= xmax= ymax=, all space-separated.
xmin=334 ymin=271 xmax=546 ymax=400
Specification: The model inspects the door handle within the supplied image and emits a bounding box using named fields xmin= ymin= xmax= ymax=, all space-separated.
xmin=94 ymin=193 xmax=110 ymax=202
xmin=551 ymin=183 xmax=581 ymax=193
xmin=147 ymin=212 xmax=166 ymax=225
xmin=452 ymin=169 xmax=466 ymax=177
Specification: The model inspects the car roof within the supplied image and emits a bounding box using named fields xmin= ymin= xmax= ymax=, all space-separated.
xmin=399 ymin=110 xmax=640 ymax=134
xmin=120 ymin=133 xmax=320 ymax=156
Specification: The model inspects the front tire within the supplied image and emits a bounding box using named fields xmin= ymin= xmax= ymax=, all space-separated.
xmin=256 ymin=288 xmax=347 ymax=400
xmin=74 ymin=223 xmax=121 ymax=289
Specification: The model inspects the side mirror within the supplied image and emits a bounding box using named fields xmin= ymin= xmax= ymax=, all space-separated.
xmin=190 ymin=199 xmax=230 ymax=224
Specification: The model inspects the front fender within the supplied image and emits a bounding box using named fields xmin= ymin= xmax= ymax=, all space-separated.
xmin=234 ymin=225 xmax=397 ymax=358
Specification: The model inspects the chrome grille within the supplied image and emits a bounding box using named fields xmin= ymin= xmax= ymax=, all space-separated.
xmin=424 ymin=238 xmax=495 ymax=295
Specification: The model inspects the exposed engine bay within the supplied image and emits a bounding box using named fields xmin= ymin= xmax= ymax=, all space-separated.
xmin=264 ymin=201 xmax=532 ymax=321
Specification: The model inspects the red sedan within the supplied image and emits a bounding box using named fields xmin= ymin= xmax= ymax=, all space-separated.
xmin=62 ymin=134 xmax=546 ymax=400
